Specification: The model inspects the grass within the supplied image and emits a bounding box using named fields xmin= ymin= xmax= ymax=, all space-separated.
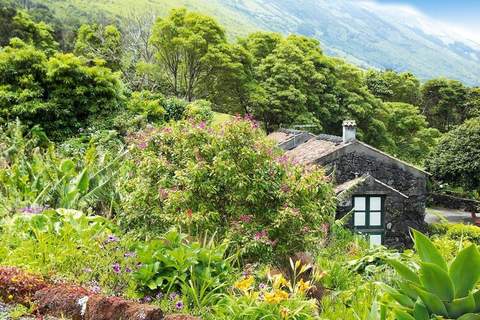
xmin=212 ymin=112 xmax=233 ymax=126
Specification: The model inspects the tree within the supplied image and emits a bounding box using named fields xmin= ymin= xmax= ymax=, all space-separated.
xmin=0 ymin=39 xmax=124 ymax=140
xmin=0 ymin=8 xmax=57 ymax=53
xmin=149 ymin=8 xmax=227 ymax=101
xmin=74 ymin=23 xmax=123 ymax=71
xmin=467 ymin=87 xmax=480 ymax=119
xmin=365 ymin=70 xmax=421 ymax=105
xmin=421 ymin=78 xmax=469 ymax=132
xmin=380 ymin=102 xmax=440 ymax=164
xmin=426 ymin=117 xmax=480 ymax=191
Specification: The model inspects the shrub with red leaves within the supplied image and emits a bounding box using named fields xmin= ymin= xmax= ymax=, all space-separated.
xmin=0 ymin=267 xmax=47 ymax=304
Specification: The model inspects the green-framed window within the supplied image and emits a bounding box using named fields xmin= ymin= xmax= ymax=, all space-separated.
xmin=353 ymin=195 xmax=385 ymax=246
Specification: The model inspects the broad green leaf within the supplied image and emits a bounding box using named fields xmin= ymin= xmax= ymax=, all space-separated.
xmin=473 ymin=290 xmax=480 ymax=312
xmin=413 ymin=300 xmax=429 ymax=320
xmin=449 ymin=245 xmax=480 ymax=298
xmin=60 ymin=159 xmax=74 ymax=173
xmin=458 ymin=314 xmax=480 ymax=320
xmin=413 ymin=286 xmax=448 ymax=317
xmin=75 ymin=168 xmax=90 ymax=194
xmin=398 ymin=281 xmax=419 ymax=301
xmin=393 ymin=309 xmax=416 ymax=320
xmin=445 ymin=294 xmax=476 ymax=318
xmin=419 ymin=262 xmax=454 ymax=302
xmin=413 ymin=229 xmax=448 ymax=271
xmin=380 ymin=284 xmax=414 ymax=308
xmin=387 ymin=259 xmax=420 ymax=284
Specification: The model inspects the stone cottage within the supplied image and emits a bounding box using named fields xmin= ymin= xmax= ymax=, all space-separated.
xmin=268 ymin=120 xmax=428 ymax=248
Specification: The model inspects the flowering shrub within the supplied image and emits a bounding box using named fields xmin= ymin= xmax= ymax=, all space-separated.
xmin=209 ymin=264 xmax=318 ymax=319
xmin=184 ymin=100 xmax=214 ymax=123
xmin=118 ymin=116 xmax=336 ymax=261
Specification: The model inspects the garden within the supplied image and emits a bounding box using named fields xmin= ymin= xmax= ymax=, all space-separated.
xmin=1 ymin=3 xmax=480 ymax=318
xmin=1 ymin=108 xmax=480 ymax=319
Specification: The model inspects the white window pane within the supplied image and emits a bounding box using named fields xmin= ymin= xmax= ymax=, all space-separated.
xmin=370 ymin=197 xmax=382 ymax=211
xmin=354 ymin=197 xmax=366 ymax=211
xmin=370 ymin=211 xmax=382 ymax=226
xmin=369 ymin=234 xmax=382 ymax=247
xmin=354 ymin=211 xmax=366 ymax=226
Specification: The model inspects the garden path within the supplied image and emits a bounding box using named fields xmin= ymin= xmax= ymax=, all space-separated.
xmin=425 ymin=207 xmax=473 ymax=224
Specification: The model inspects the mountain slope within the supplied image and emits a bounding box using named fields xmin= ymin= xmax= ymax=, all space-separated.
xmin=34 ymin=0 xmax=480 ymax=85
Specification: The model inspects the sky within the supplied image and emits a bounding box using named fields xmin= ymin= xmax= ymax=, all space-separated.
xmin=375 ymin=0 xmax=480 ymax=41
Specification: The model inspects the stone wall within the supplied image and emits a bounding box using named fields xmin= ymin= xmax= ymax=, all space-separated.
xmin=429 ymin=193 xmax=480 ymax=212
xmin=325 ymin=145 xmax=428 ymax=247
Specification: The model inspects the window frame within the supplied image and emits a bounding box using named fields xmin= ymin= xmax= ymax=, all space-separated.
xmin=353 ymin=195 xmax=385 ymax=229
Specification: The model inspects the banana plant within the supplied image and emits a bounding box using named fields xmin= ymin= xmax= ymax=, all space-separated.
xmin=381 ymin=229 xmax=480 ymax=320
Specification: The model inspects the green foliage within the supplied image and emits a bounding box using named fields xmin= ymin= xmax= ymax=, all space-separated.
xmin=426 ymin=118 xmax=480 ymax=191
xmin=366 ymin=70 xmax=421 ymax=106
xmin=184 ymin=99 xmax=213 ymax=123
xmin=0 ymin=121 xmax=124 ymax=216
xmin=430 ymin=223 xmax=480 ymax=244
xmin=127 ymin=90 xmax=166 ymax=123
xmin=382 ymin=229 xmax=480 ymax=319
xmin=0 ymin=208 xmax=135 ymax=295
xmin=149 ymin=8 xmax=227 ymax=101
xmin=118 ymin=118 xmax=336 ymax=261
xmin=0 ymin=40 xmax=125 ymax=140
xmin=379 ymin=102 xmax=440 ymax=164
xmin=210 ymin=268 xmax=318 ymax=319
xmin=74 ymin=23 xmax=123 ymax=71
xmin=421 ymin=79 xmax=471 ymax=132
xmin=0 ymin=7 xmax=57 ymax=54
xmin=134 ymin=229 xmax=236 ymax=309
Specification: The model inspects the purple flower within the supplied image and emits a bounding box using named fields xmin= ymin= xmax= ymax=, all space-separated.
xmin=112 ymin=263 xmax=121 ymax=273
xmin=91 ymin=285 xmax=101 ymax=294
xmin=175 ymin=301 xmax=184 ymax=310
xmin=169 ymin=292 xmax=178 ymax=301
xmin=239 ymin=215 xmax=252 ymax=223
xmin=156 ymin=292 xmax=164 ymax=300
xmin=124 ymin=252 xmax=136 ymax=258
xmin=197 ymin=121 xmax=206 ymax=129
xmin=105 ymin=235 xmax=119 ymax=244
xmin=125 ymin=267 xmax=132 ymax=273
xmin=254 ymin=230 xmax=268 ymax=240
xmin=142 ymin=295 xmax=152 ymax=303
xmin=259 ymin=283 xmax=266 ymax=290
xmin=20 ymin=205 xmax=45 ymax=215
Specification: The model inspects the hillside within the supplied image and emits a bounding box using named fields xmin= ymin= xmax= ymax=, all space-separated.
xmin=31 ymin=0 xmax=480 ymax=85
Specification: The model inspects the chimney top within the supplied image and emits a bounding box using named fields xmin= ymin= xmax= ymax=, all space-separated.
xmin=342 ymin=120 xmax=357 ymax=143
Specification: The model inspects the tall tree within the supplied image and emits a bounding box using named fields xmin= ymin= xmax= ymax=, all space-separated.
xmin=421 ymin=78 xmax=469 ymax=132
xmin=426 ymin=117 xmax=480 ymax=192
xmin=380 ymin=102 xmax=440 ymax=164
xmin=0 ymin=8 xmax=57 ymax=53
xmin=149 ymin=8 xmax=226 ymax=101
xmin=365 ymin=70 xmax=421 ymax=105
xmin=74 ymin=23 xmax=123 ymax=71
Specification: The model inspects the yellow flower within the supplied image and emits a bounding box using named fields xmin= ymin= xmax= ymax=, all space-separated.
xmin=234 ymin=276 xmax=255 ymax=292
xmin=265 ymin=289 xmax=289 ymax=304
xmin=7 ymin=294 xmax=13 ymax=300
xmin=272 ymin=274 xmax=289 ymax=289
xmin=296 ymin=279 xmax=311 ymax=294
xmin=280 ymin=307 xmax=290 ymax=319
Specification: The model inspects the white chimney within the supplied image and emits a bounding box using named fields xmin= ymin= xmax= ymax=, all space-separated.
xmin=342 ymin=120 xmax=356 ymax=143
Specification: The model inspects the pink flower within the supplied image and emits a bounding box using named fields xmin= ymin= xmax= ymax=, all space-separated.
xmin=254 ymin=230 xmax=268 ymax=240
xmin=239 ymin=215 xmax=253 ymax=223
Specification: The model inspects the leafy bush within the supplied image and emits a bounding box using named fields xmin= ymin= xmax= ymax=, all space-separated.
xmin=382 ymin=229 xmax=480 ymax=319
xmin=0 ymin=39 xmax=125 ymax=140
xmin=133 ymin=229 xmax=236 ymax=309
xmin=0 ymin=121 xmax=125 ymax=216
xmin=184 ymin=100 xmax=214 ymax=123
xmin=117 ymin=117 xmax=336 ymax=261
xmin=0 ymin=208 xmax=136 ymax=295
xmin=163 ymin=97 xmax=187 ymax=121
xmin=127 ymin=91 xmax=166 ymax=123
xmin=430 ymin=223 xmax=480 ymax=243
